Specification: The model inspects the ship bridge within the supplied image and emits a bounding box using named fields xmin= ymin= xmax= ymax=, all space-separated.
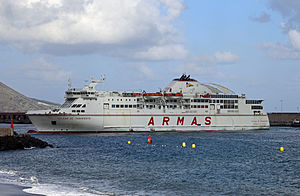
xmin=164 ymin=74 xmax=235 ymax=96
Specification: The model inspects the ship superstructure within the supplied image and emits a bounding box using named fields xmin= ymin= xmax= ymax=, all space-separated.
xmin=27 ymin=74 xmax=269 ymax=133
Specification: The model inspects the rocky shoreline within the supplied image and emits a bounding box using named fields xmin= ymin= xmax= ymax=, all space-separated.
xmin=0 ymin=133 xmax=53 ymax=151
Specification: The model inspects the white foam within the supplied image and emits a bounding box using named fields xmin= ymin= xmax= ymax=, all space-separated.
xmin=23 ymin=183 xmax=111 ymax=196
xmin=0 ymin=169 xmax=18 ymax=176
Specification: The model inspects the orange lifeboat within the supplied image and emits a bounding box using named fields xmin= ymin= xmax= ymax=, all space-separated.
xmin=201 ymin=93 xmax=210 ymax=98
xmin=143 ymin=92 xmax=163 ymax=99
xmin=164 ymin=92 xmax=183 ymax=99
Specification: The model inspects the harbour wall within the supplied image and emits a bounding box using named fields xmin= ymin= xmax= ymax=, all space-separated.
xmin=267 ymin=112 xmax=300 ymax=126
xmin=0 ymin=112 xmax=299 ymax=126
xmin=0 ymin=112 xmax=31 ymax=124
xmin=0 ymin=128 xmax=14 ymax=136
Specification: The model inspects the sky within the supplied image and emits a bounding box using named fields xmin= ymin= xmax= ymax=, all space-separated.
xmin=0 ymin=0 xmax=300 ymax=112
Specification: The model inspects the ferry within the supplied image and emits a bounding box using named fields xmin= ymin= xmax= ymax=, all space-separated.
xmin=27 ymin=74 xmax=270 ymax=133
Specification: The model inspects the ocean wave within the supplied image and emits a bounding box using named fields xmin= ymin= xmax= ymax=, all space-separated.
xmin=0 ymin=169 xmax=18 ymax=176
xmin=23 ymin=183 xmax=109 ymax=196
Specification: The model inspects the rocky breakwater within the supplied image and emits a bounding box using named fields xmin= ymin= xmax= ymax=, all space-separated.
xmin=0 ymin=133 xmax=53 ymax=151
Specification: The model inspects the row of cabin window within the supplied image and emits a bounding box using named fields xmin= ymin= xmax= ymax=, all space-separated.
xmin=246 ymin=100 xmax=263 ymax=104
xmin=251 ymin=105 xmax=263 ymax=110
xmin=192 ymin=99 xmax=238 ymax=104
xmin=221 ymin=105 xmax=238 ymax=109
xmin=67 ymin=92 xmax=95 ymax=95
xmin=108 ymin=98 xmax=136 ymax=102
xmin=191 ymin=105 xmax=209 ymax=108
xmin=212 ymin=100 xmax=238 ymax=104
xmin=72 ymin=110 xmax=85 ymax=113
xmin=112 ymin=104 xmax=137 ymax=108
xmin=71 ymin=104 xmax=86 ymax=108
xmin=145 ymin=105 xmax=178 ymax=109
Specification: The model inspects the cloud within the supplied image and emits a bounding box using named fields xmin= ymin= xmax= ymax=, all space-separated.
xmin=288 ymin=29 xmax=300 ymax=50
xmin=269 ymin=0 xmax=300 ymax=29
xmin=250 ymin=12 xmax=271 ymax=23
xmin=19 ymin=58 xmax=72 ymax=82
xmin=214 ymin=51 xmax=240 ymax=64
xmin=259 ymin=42 xmax=300 ymax=59
xmin=259 ymin=29 xmax=300 ymax=59
xmin=0 ymin=0 xmax=187 ymax=60
xmin=134 ymin=44 xmax=188 ymax=61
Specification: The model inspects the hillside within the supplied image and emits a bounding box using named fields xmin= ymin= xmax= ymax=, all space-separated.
xmin=0 ymin=82 xmax=59 ymax=112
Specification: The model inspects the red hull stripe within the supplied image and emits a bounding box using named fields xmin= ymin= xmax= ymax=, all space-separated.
xmin=28 ymin=114 xmax=268 ymax=117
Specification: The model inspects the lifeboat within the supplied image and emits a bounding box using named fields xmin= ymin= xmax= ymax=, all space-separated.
xmin=143 ymin=92 xmax=163 ymax=99
xmin=164 ymin=92 xmax=183 ymax=99
xmin=201 ymin=93 xmax=210 ymax=98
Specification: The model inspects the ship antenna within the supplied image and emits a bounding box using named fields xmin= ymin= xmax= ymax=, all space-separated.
xmin=68 ymin=78 xmax=72 ymax=89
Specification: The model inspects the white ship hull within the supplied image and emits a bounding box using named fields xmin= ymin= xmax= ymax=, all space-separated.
xmin=27 ymin=74 xmax=270 ymax=133
xmin=28 ymin=112 xmax=269 ymax=133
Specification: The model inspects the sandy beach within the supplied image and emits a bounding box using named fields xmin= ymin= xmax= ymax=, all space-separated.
xmin=0 ymin=183 xmax=44 ymax=196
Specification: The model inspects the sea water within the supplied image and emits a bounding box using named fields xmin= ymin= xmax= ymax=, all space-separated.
xmin=0 ymin=124 xmax=299 ymax=196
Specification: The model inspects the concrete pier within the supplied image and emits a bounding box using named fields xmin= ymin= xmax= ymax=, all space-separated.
xmin=0 ymin=128 xmax=14 ymax=136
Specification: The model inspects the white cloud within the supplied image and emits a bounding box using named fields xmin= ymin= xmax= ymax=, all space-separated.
xmin=0 ymin=0 xmax=187 ymax=60
xmin=20 ymin=58 xmax=71 ymax=82
xmin=259 ymin=42 xmax=300 ymax=59
xmin=134 ymin=44 xmax=188 ymax=60
xmin=214 ymin=51 xmax=240 ymax=64
xmin=288 ymin=29 xmax=300 ymax=50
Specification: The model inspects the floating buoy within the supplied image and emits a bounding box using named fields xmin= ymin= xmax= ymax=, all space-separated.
xmin=128 ymin=141 xmax=131 ymax=144
xmin=147 ymin=136 xmax=152 ymax=144
xmin=280 ymin=147 xmax=284 ymax=152
xmin=192 ymin=144 xmax=196 ymax=148
xmin=182 ymin=142 xmax=186 ymax=147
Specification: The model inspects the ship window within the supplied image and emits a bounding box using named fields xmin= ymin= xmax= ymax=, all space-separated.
xmin=125 ymin=105 xmax=128 ymax=108
xmin=76 ymin=104 xmax=82 ymax=108
xmin=72 ymin=104 xmax=77 ymax=108
xmin=112 ymin=104 xmax=115 ymax=108
xmin=82 ymin=104 xmax=86 ymax=108
xmin=116 ymin=105 xmax=120 ymax=108
xmin=121 ymin=99 xmax=122 ymax=101
xmin=213 ymin=100 xmax=215 ymax=103
xmin=251 ymin=105 xmax=263 ymax=110
xmin=235 ymin=100 xmax=238 ymax=103
xmin=129 ymin=105 xmax=132 ymax=108
xmin=220 ymin=105 xmax=223 ymax=109
xmin=77 ymin=110 xmax=80 ymax=112
xmin=72 ymin=110 xmax=76 ymax=112
xmin=133 ymin=105 xmax=137 ymax=108
xmin=51 ymin=121 xmax=56 ymax=125
xmin=205 ymin=105 xmax=208 ymax=108
xmin=120 ymin=105 xmax=124 ymax=108
xmin=220 ymin=100 xmax=223 ymax=103
xmin=235 ymin=105 xmax=238 ymax=109
xmin=81 ymin=110 xmax=85 ymax=112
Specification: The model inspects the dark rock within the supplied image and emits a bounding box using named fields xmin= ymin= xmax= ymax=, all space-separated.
xmin=0 ymin=134 xmax=53 ymax=151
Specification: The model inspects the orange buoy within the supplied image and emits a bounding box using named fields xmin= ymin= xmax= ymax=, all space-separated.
xmin=147 ymin=135 xmax=152 ymax=144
